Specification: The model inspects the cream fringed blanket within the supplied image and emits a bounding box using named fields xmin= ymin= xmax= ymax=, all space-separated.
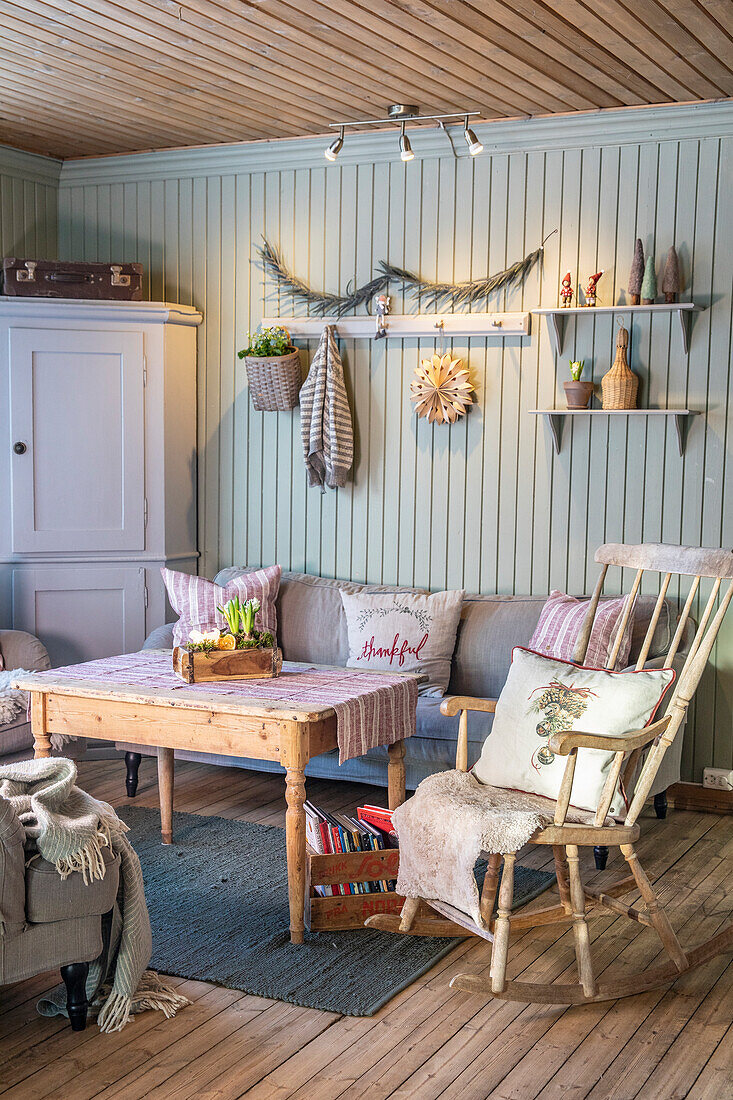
xmin=0 ymin=758 xmax=189 ymax=1032
xmin=393 ymin=770 xmax=558 ymax=929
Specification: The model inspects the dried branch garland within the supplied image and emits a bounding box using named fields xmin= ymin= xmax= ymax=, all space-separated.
xmin=256 ymin=231 xmax=555 ymax=316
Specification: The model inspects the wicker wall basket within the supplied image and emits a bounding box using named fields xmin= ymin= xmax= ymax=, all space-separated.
xmin=244 ymin=348 xmax=302 ymax=411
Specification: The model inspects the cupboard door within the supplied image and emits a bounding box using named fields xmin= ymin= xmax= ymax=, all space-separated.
xmin=9 ymin=327 xmax=145 ymax=553
xmin=12 ymin=566 xmax=146 ymax=667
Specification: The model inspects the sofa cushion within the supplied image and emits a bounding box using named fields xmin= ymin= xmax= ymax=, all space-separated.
xmin=341 ymin=589 xmax=464 ymax=695
xmin=472 ymin=647 xmax=675 ymax=815
xmin=528 ymin=590 xmax=634 ymax=668
xmin=162 ymin=565 xmax=281 ymax=647
xmin=25 ymin=848 xmax=120 ymax=923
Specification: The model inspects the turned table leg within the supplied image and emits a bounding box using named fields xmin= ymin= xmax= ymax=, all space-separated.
xmin=285 ymin=764 xmax=307 ymax=944
xmin=387 ymin=739 xmax=407 ymax=810
xmin=157 ymin=747 xmax=174 ymax=845
xmin=31 ymin=692 xmax=51 ymax=758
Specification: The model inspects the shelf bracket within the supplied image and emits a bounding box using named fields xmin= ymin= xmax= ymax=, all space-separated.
xmin=677 ymin=308 xmax=690 ymax=355
xmin=544 ymin=413 xmax=564 ymax=454
xmin=674 ymin=413 xmax=691 ymax=456
xmin=547 ymin=313 xmax=565 ymax=356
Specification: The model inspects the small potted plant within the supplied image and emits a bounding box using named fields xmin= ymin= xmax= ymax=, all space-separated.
xmin=173 ymin=597 xmax=282 ymax=682
xmin=564 ymin=360 xmax=594 ymax=409
xmin=238 ymin=326 xmax=301 ymax=411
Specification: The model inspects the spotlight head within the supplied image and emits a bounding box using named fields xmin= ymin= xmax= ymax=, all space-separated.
xmin=464 ymin=117 xmax=483 ymax=156
xmin=399 ymin=122 xmax=414 ymax=162
xmin=325 ymin=127 xmax=344 ymax=161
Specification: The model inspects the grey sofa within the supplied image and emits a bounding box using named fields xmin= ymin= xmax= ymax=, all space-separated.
xmin=119 ymin=569 xmax=689 ymax=813
xmin=0 ymin=794 xmax=119 ymax=1029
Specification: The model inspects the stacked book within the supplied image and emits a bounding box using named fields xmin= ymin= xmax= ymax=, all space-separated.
xmin=304 ymin=802 xmax=398 ymax=897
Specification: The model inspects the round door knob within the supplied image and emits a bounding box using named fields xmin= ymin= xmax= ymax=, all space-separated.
xmin=13 ymin=441 xmax=27 ymax=455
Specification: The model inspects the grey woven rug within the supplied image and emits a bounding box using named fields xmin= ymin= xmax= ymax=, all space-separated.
xmin=119 ymin=805 xmax=554 ymax=1017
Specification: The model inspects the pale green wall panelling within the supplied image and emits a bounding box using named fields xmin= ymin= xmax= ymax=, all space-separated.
xmin=0 ymin=147 xmax=60 ymax=261
xmin=15 ymin=103 xmax=732 ymax=781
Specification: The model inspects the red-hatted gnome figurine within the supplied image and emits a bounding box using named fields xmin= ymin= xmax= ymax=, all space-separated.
xmin=560 ymin=272 xmax=573 ymax=307
xmin=583 ymin=270 xmax=603 ymax=307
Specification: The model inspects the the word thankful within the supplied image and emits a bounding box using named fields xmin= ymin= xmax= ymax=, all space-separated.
xmin=358 ymin=632 xmax=428 ymax=667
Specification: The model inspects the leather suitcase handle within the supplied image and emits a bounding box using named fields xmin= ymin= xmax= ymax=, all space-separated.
xmin=45 ymin=271 xmax=94 ymax=284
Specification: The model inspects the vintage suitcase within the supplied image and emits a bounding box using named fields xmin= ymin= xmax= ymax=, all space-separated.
xmin=2 ymin=258 xmax=144 ymax=300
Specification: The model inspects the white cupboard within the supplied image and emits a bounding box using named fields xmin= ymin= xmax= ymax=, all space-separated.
xmin=0 ymin=298 xmax=201 ymax=666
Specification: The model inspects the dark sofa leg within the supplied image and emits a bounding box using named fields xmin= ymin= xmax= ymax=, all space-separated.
xmin=125 ymin=751 xmax=142 ymax=797
xmin=593 ymin=845 xmax=609 ymax=871
xmin=654 ymin=790 xmax=668 ymax=819
xmin=61 ymin=961 xmax=89 ymax=1031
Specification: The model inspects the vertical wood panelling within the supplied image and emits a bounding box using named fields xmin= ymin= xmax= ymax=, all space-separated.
xmin=0 ymin=170 xmax=58 ymax=261
xmin=54 ymin=120 xmax=733 ymax=782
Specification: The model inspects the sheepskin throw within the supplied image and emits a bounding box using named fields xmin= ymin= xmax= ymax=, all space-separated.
xmin=393 ymin=770 xmax=555 ymax=928
xmin=300 ymin=325 xmax=353 ymax=490
xmin=0 ymin=757 xmax=189 ymax=1032
xmin=0 ymin=669 xmax=30 ymax=725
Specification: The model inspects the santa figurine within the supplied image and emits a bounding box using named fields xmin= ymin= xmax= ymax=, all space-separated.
xmin=583 ymin=270 xmax=604 ymax=307
xmin=560 ymin=272 xmax=573 ymax=307
xmin=375 ymin=293 xmax=390 ymax=339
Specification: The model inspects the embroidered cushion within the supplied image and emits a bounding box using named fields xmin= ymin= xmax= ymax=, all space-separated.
xmin=340 ymin=589 xmax=465 ymax=696
xmin=472 ymin=647 xmax=675 ymax=815
xmin=528 ymin=590 xmax=635 ymax=669
xmin=161 ymin=565 xmax=281 ymax=648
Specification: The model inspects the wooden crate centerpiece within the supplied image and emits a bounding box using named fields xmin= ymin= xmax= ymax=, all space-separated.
xmin=172 ymin=594 xmax=282 ymax=683
xmin=173 ymin=644 xmax=282 ymax=683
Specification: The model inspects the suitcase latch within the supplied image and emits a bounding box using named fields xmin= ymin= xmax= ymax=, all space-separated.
xmin=110 ymin=265 xmax=131 ymax=287
xmin=16 ymin=261 xmax=37 ymax=283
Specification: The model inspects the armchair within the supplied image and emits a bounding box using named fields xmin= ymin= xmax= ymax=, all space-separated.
xmin=0 ymin=793 xmax=119 ymax=1029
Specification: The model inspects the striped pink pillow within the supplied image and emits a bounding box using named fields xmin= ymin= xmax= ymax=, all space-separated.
xmin=161 ymin=566 xmax=281 ymax=648
xmin=528 ymin=590 xmax=634 ymax=669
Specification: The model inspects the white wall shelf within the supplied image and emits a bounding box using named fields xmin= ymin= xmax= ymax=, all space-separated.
xmin=531 ymin=303 xmax=704 ymax=356
xmin=261 ymin=312 xmax=531 ymax=339
xmin=529 ymin=408 xmax=699 ymax=456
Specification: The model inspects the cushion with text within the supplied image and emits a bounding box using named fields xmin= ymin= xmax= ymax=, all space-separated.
xmin=340 ymin=589 xmax=464 ymax=696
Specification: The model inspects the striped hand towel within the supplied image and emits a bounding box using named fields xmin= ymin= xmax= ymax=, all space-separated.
xmin=300 ymin=325 xmax=353 ymax=490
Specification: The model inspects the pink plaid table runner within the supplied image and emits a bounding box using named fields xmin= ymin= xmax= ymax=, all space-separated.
xmin=29 ymin=651 xmax=419 ymax=764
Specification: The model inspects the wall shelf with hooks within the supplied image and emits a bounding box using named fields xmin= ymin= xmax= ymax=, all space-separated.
xmin=529 ymin=408 xmax=699 ymax=456
xmin=261 ymin=313 xmax=531 ymax=339
xmin=531 ymin=303 xmax=703 ymax=356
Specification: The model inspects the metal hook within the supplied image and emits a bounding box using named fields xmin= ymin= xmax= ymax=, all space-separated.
xmin=435 ymin=318 xmax=446 ymax=356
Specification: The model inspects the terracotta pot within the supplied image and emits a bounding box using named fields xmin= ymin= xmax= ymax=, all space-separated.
xmin=563 ymin=380 xmax=594 ymax=409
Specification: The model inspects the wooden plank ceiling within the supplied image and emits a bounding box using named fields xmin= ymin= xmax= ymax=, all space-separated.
xmin=1 ymin=0 xmax=732 ymax=159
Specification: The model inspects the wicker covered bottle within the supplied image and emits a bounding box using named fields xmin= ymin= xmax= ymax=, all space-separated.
xmin=602 ymin=324 xmax=638 ymax=409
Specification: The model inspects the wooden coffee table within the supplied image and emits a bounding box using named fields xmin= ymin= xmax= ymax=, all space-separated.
xmin=17 ymin=661 xmax=418 ymax=944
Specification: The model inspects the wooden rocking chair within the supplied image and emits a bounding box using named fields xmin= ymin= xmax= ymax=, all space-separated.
xmin=367 ymin=543 xmax=733 ymax=1004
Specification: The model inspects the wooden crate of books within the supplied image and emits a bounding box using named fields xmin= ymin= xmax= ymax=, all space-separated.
xmin=304 ymin=802 xmax=404 ymax=932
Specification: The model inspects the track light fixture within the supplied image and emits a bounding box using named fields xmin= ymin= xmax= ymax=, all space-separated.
xmin=324 ymin=125 xmax=344 ymax=161
xmin=324 ymin=106 xmax=482 ymax=164
xmin=399 ymin=121 xmax=414 ymax=162
xmin=463 ymin=115 xmax=483 ymax=156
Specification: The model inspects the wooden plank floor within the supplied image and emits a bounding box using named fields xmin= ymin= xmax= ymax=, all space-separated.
xmin=1 ymin=758 xmax=731 ymax=1100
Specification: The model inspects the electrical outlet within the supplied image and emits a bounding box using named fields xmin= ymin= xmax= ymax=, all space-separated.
xmin=702 ymin=767 xmax=733 ymax=791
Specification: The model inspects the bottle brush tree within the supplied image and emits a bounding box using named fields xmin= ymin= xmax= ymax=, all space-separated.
xmin=641 ymin=255 xmax=657 ymax=304
xmin=662 ymin=246 xmax=680 ymax=303
xmin=628 ymin=238 xmax=644 ymax=304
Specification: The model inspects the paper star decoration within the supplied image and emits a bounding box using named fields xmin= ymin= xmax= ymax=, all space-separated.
xmin=410 ymin=353 xmax=475 ymax=424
